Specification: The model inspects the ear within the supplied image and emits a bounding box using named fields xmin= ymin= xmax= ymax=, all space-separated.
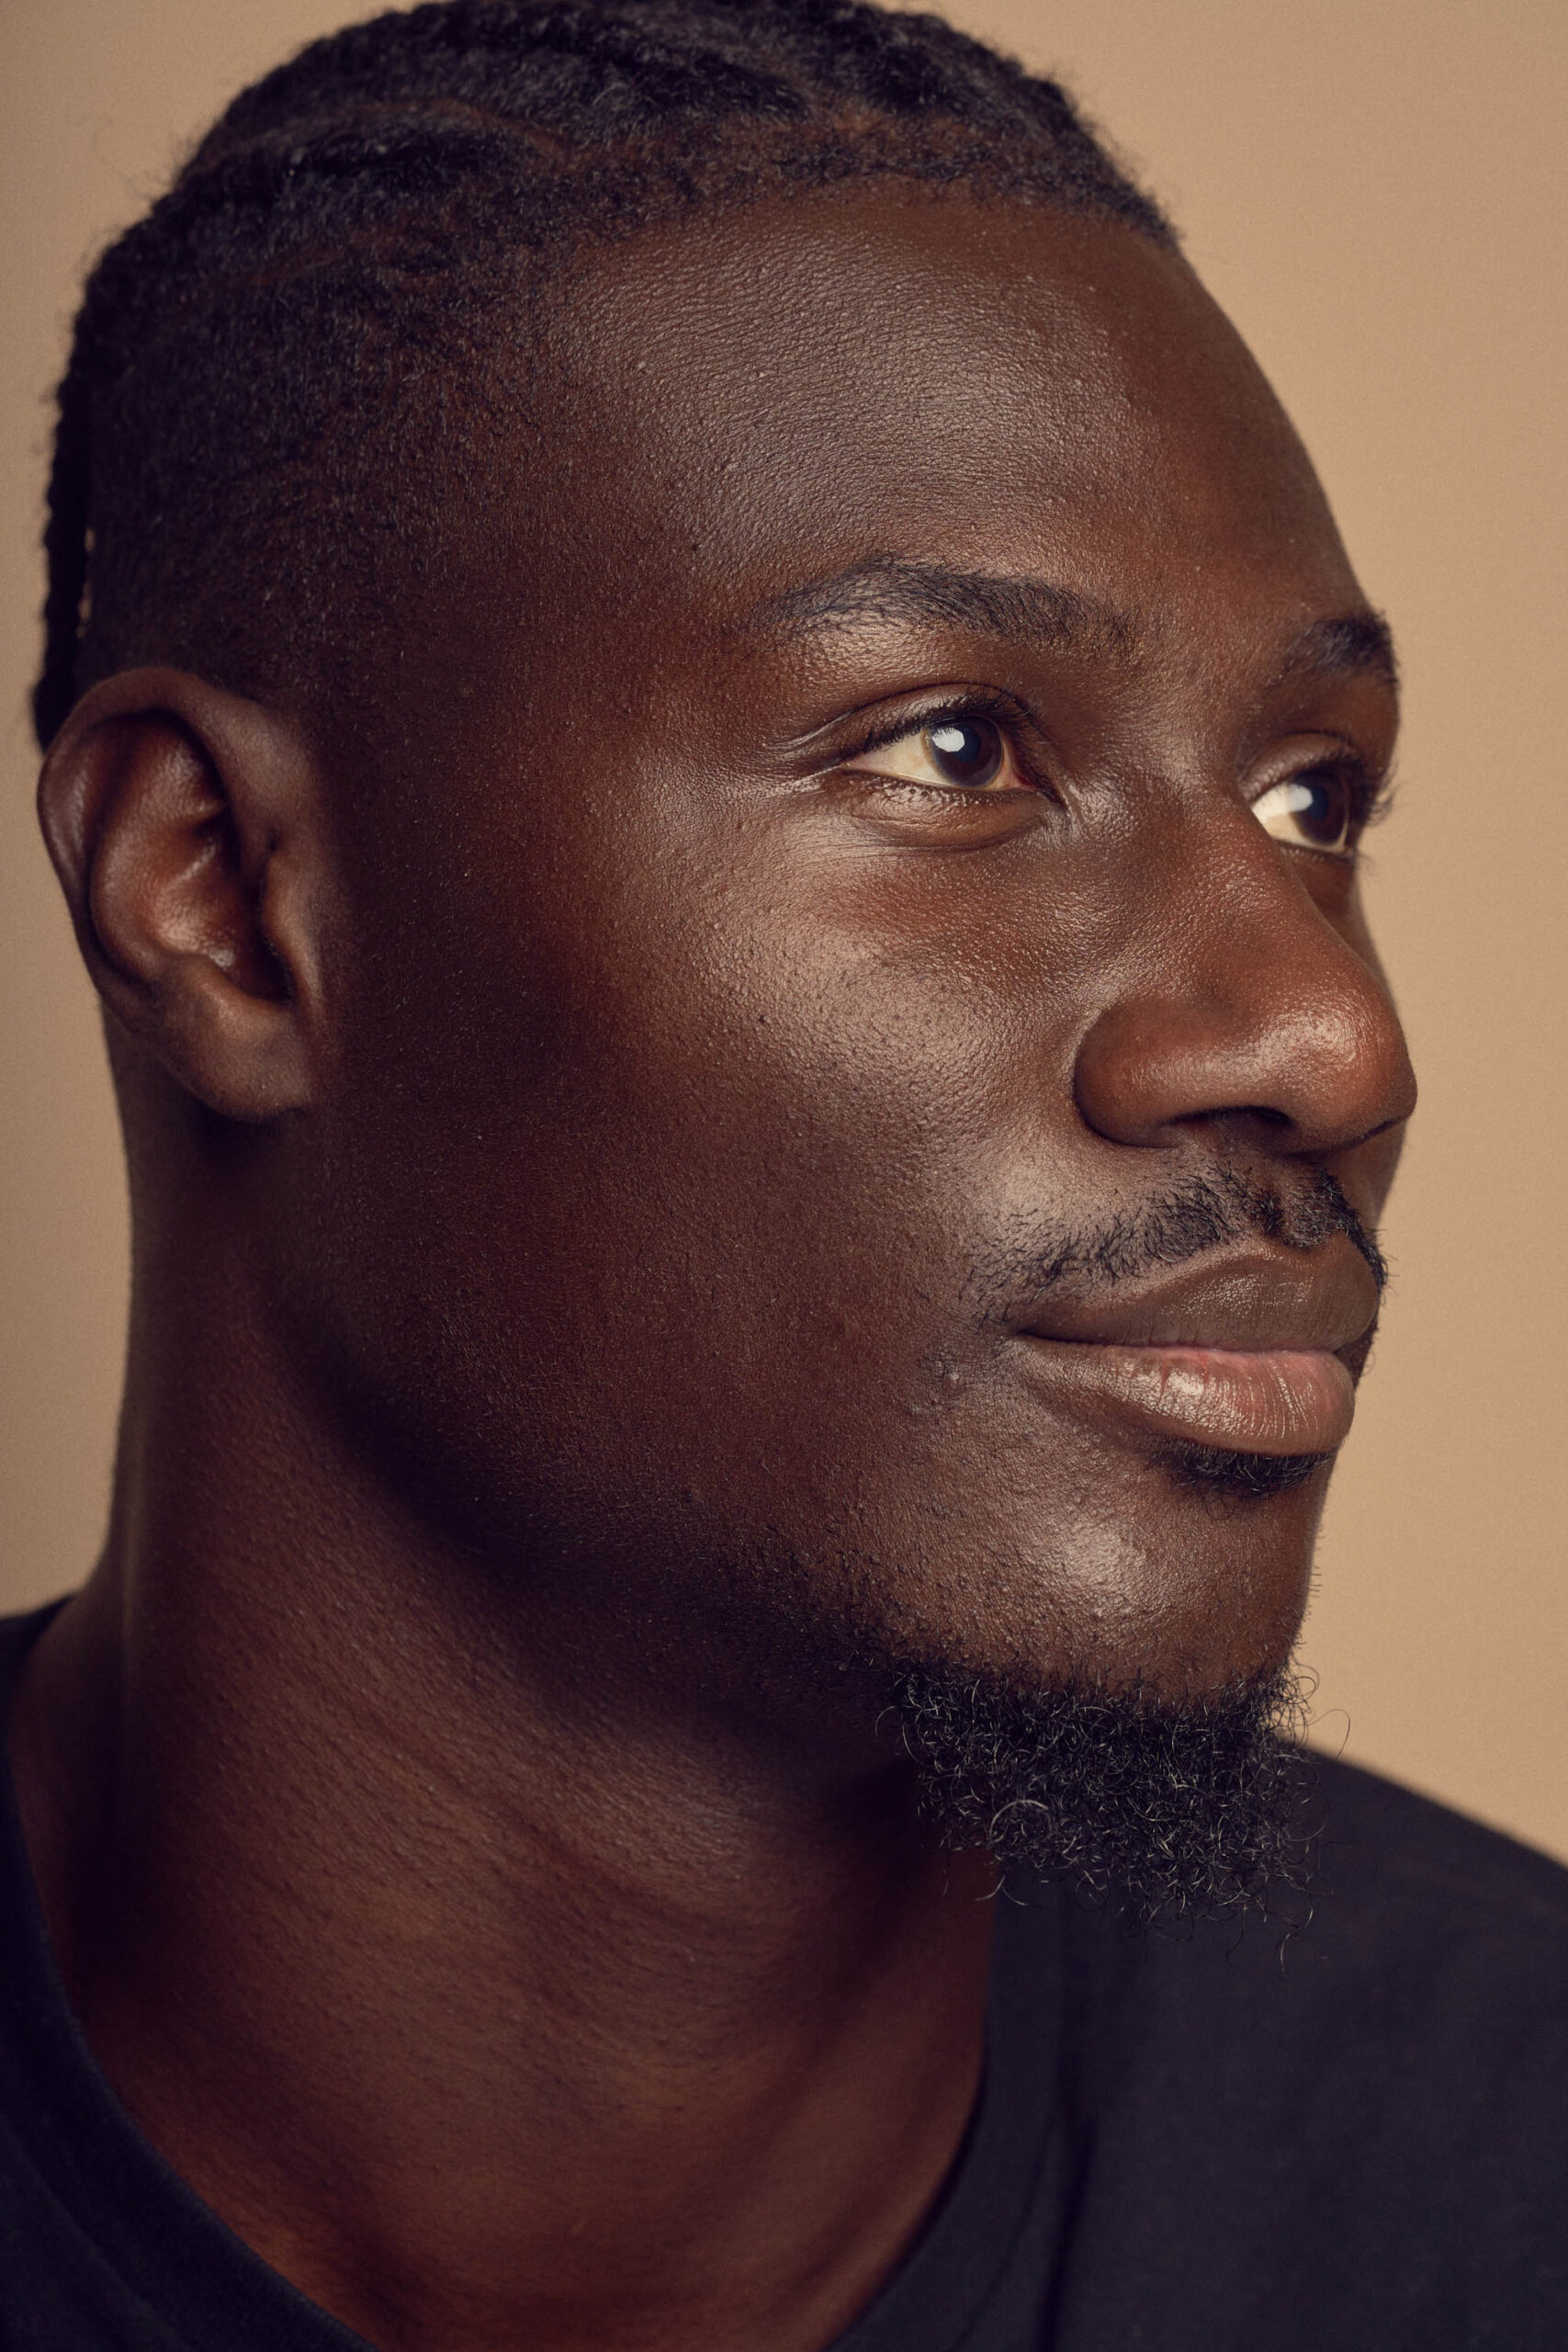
xmin=37 ymin=668 xmax=329 ymax=1122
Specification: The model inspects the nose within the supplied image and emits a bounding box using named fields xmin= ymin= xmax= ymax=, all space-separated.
xmin=1072 ymin=822 xmax=1416 ymax=1159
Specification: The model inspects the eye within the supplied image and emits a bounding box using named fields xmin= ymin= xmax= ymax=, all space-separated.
xmin=842 ymin=715 xmax=1013 ymax=792
xmin=1250 ymin=768 xmax=1356 ymax=856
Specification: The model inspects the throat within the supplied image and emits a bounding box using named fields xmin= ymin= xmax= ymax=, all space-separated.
xmin=9 ymin=1566 xmax=997 ymax=2352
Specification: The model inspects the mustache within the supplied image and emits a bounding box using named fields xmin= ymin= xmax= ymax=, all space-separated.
xmin=981 ymin=1166 xmax=1387 ymax=1304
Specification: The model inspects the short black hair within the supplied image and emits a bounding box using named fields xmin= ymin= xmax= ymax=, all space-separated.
xmin=33 ymin=0 xmax=1172 ymax=751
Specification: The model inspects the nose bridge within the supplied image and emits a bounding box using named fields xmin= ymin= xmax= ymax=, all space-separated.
xmin=1073 ymin=809 xmax=1416 ymax=1154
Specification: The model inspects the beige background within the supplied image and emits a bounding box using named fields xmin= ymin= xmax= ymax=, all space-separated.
xmin=3 ymin=1 xmax=1563 ymax=1857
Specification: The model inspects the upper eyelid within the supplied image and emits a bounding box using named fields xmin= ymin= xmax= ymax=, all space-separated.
xmin=1247 ymin=763 xmax=1393 ymax=867
xmin=784 ymin=682 xmax=1029 ymax=752
xmin=818 ymin=684 xmax=1024 ymax=760
xmin=815 ymin=706 xmax=1393 ymax=830
xmin=833 ymin=702 xmax=1047 ymax=798
xmin=1348 ymin=764 xmax=1397 ymax=830
xmin=1246 ymin=748 xmax=1391 ymax=820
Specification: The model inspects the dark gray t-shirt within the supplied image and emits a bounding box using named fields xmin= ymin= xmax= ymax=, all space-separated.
xmin=1 ymin=1604 xmax=1563 ymax=2349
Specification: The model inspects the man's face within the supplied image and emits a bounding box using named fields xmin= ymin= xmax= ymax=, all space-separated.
xmin=287 ymin=189 xmax=1414 ymax=1743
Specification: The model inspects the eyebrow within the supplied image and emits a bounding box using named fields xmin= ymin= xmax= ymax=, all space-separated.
xmin=1272 ymin=612 xmax=1400 ymax=694
xmin=745 ymin=558 xmax=1398 ymax=697
xmin=747 ymin=559 xmax=1138 ymax=661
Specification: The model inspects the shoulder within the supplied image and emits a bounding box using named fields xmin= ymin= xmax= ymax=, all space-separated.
xmin=1113 ymin=1752 xmax=1568 ymax=2051
xmin=1041 ymin=1751 xmax=1568 ymax=2015
xmin=1259 ymin=1757 xmax=1568 ymax=2123
xmin=0 ymin=1602 xmax=66 ymax=1688
xmin=1057 ymin=1752 xmax=1568 ymax=2211
xmin=1310 ymin=1749 xmax=1568 ymax=1934
xmin=1042 ymin=1761 xmax=1568 ymax=2346
xmin=1291 ymin=1753 xmax=1568 ymax=2039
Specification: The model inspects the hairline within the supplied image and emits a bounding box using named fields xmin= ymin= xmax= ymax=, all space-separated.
xmin=70 ymin=172 xmax=1174 ymax=732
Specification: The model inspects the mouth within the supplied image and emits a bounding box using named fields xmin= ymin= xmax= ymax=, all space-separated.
xmin=1012 ymin=1240 xmax=1380 ymax=1461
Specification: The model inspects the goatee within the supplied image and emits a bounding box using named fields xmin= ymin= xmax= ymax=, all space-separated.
xmin=893 ymin=1660 xmax=1319 ymax=1923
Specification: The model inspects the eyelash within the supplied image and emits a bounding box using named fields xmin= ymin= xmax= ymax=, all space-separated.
xmin=824 ymin=695 xmax=1398 ymax=885
xmin=836 ymin=690 xmax=1042 ymax=788
xmin=1289 ymin=756 xmax=1394 ymax=854
xmin=838 ymin=702 xmax=1393 ymax=839
xmin=1343 ymin=763 xmax=1396 ymax=834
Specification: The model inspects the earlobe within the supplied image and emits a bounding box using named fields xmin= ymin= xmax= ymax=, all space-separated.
xmin=36 ymin=668 xmax=325 ymax=1122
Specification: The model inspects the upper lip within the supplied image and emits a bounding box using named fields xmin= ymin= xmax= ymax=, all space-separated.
xmin=1012 ymin=1238 xmax=1380 ymax=1357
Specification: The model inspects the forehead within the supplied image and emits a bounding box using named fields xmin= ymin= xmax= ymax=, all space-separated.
xmin=516 ymin=187 xmax=1360 ymax=647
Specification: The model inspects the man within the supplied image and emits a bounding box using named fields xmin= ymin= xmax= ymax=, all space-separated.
xmin=5 ymin=0 xmax=1563 ymax=2344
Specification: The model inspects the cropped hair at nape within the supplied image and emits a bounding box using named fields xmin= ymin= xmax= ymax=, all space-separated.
xmin=34 ymin=0 xmax=1171 ymax=749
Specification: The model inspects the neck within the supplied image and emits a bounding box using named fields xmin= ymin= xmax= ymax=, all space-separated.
xmin=10 ymin=1248 xmax=996 ymax=2352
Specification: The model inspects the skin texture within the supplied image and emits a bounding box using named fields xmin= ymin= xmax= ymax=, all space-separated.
xmin=15 ymin=187 xmax=1414 ymax=2351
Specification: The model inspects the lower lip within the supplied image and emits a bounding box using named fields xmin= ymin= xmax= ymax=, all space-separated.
xmin=1018 ymin=1340 xmax=1356 ymax=1457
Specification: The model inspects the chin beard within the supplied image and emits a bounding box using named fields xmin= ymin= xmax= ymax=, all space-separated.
xmin=891 ymin=1658 xmax=1318 ymax=1924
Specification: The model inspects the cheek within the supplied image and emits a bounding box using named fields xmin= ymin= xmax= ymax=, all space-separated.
xmin=289 ymin=806 xmax=1320 ymax=1695
xmin=292 ymin=809 xmax=1033 ymax=1526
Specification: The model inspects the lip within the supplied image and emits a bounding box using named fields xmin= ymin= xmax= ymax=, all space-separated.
xmin=1012 ymin=1240 xmax=1379 ymax=1458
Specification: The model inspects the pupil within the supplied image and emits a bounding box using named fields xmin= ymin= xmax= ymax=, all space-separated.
xmin=1295 ymin=774 xmax=1346 ymax=845
xmin=926 ymin=718 xmax=1002 ymax=787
